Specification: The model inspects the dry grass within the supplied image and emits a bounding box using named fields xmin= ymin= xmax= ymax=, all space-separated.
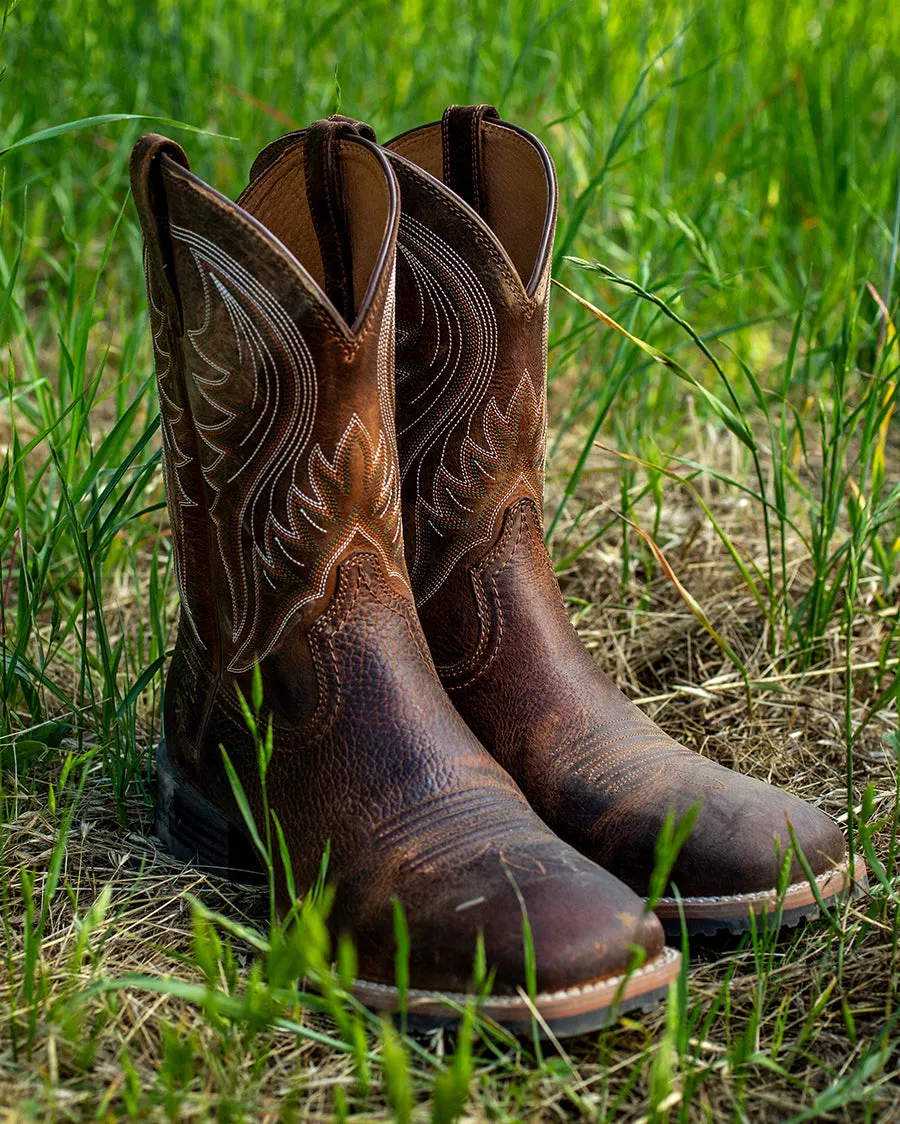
xmin=1 ymin=430 xmax=897 ymax=1122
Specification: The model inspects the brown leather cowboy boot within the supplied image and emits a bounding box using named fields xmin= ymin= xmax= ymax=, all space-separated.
xmin=131 ymin=119 xmax=680 ymax=1035
xmin=376 ymin=105 xmax=859 ymax=938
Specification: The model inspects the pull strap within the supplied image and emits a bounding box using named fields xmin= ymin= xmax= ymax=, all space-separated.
xmin=304 ymin=116 xmax=377 ymax=322
xmin=440 ymin=104 xmax=500 ymax=215
xmin=248 ymin=114 xmax=376 ymax=183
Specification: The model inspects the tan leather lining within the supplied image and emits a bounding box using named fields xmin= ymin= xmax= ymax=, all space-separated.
xmin=480 ymin=121 xmax=548 ymax=286
xmin=238 ymin=139 xmax=392 ymax=318
xmin=237 ymin=146 xmax=325 ymax=288
xmin=388 ymin=120 xmax=550 ymax=287
xmin=338 ymin=142 xmax=392 ymax=314
xmin=389 ymin=124 xmax=444 ymax=179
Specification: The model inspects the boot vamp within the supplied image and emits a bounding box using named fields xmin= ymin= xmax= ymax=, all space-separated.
xmin=201 ymin=552 xmax=662 ymax=993
xmin=439 ymin=501 xmax=846 ymax=900
xmin=549 ymin=723 xmax=846 ymax=899
xmin=345 ymin=834 xmax=664 ymax=995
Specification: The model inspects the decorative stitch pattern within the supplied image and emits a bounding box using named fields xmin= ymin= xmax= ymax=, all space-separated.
xmin=166 ymin=224 xmax=404 ymax=672
xmin=396 ymin=213 xmax=546 ymax=605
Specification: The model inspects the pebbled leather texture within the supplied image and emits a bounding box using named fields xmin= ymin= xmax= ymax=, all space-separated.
xmin=131 ymin=121 xmax=666 ymax=995
xmin=383 ymin=109 xmax=847 ymax=901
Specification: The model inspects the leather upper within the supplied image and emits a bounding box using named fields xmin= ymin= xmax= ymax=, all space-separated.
xmin=384 ymin=108 xmax=847 ymax=899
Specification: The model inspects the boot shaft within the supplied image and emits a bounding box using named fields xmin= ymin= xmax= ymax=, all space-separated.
xmin=131 ymin=122 xmax=407 ymax=681
xmin=381 ymin=107 xmax=558 ymax=654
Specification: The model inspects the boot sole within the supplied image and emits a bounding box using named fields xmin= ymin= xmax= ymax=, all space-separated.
xmin=154 ymin=740 xmax=681 ymax=1036
xmin=654 ymin=855 xmax=868 ymax=940
xmin=353 ymin=947 xmax=680 ymax=1037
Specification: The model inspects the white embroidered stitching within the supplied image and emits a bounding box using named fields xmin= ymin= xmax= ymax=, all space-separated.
xmin=168 ymin=226 xmax=404 ymax=672
xmin=396 ymin=214 xmax=546 ymax=604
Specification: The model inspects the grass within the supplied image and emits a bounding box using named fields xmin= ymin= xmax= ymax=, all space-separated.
xmin=0 ymin=0 xmax=898 ymax=1118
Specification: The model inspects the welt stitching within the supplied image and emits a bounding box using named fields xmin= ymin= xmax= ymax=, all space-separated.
xmin=442 ymin=109 xmax=452 ymax=186
xmin=470 ymin=110 xmax=480 ymax=212
xmin=323 ymin=135 xmax=351 ymax=307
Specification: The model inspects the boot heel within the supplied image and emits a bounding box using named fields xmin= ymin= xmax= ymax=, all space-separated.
xmin=155 ymin=740 xmax=265 ymax=884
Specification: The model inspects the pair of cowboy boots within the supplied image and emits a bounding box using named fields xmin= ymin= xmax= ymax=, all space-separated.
xmin=132 ymin=106 xmax=855 ymax=1037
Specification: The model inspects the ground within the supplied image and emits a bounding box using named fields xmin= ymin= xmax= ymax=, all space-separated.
xmin=0 ymin=0 xmax=898 ymax=1120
